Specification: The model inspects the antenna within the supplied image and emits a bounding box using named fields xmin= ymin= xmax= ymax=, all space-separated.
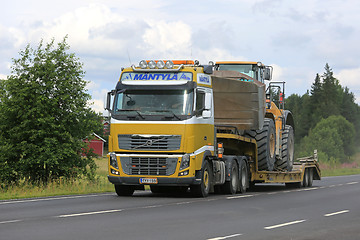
xmin=127 ymin=49 xmax=132 ymax=65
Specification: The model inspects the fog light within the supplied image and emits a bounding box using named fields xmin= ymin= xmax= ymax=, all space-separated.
xmin=139 ymin=60 xmax=147 ymax=69
xmin=156 ymin=60 xmax=165 ymax=69
xmin=165 ymin=60 xmax=174 ymax=69
xmin=178 ymin=170 xmax=189 ymax=176
xmin=111 ymin=169 xmax=120 ymax=175
xmin=148 ymin=60 xmax=156 ymax=69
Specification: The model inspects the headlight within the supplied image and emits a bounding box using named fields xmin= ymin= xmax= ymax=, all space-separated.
xmin=109 ymin=152 xmax=119 ymax=169
xmin=139 ymin=60 xmax=147 ymax=69
xmin=148 ymin=60 xmax=156 ymax=69
xmin=180 ymin=154 xmax=190 ymax=170
xmin=156 ymin=60 xmax=165 ymax=69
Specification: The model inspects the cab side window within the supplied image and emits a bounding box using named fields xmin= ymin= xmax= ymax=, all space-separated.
xmin=195 ymin=90 xmax=205 ymax=116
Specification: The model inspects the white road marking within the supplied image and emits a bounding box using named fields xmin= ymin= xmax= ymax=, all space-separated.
xmin=324 ymin=210 xmax=349 ymax=217
xmin=264 ymin=220 xmax=306 ymax=230
xmin=207 ymin=233 xmax=242 ymax=240
xmin=267 ymin=192 xmax=278 ymax=195
xmin=0 ymin=220 xmax=22 ymax=224
xmin=0 ymin=193 xmax=113 ymax=205
xmin=141 ymin=205 xmax=160 ymax=209
xmin=176 ymin=202 xmax=191 ymax=205
xmin=302 ymin=187 xmax=320 ymax=191
xmin=58 ymin=209 xmax=122 ymax=218
xmin=227 ymin=195 xmax=254 ymax=199
xmin=347 ymin=182 xmax=358 ymax=185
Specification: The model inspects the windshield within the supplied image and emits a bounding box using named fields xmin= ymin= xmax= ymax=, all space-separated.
xmin=218 ymin=64 xmax=256 ymax=79
xmin=113 ymin=90 xmax=194 ymax=120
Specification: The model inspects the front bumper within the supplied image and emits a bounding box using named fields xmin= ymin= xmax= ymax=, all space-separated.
xmin=108 ymin=176 xmax=200 ymax=186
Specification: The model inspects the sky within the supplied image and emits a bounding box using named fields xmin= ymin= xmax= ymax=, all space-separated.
xmin=1 ymin=0 xmax=360 ymax=114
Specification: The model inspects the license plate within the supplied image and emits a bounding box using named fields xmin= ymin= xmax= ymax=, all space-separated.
xmin=139 ymin=178 xmax=158 ymax=184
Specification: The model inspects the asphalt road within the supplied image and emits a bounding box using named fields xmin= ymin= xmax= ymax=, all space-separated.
xmin=1 ymin=175 xmax=359 ymax=240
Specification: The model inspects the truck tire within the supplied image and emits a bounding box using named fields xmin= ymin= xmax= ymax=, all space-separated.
xmin=191 ymin=161 xmax=212 ymax=197
xmin=276 ymin=125 xmax=294 ymax=171
xmin=238 ymin=159 xmax=248 ymax=193
xmin=307 ymin=168 xmax=313 ymax=187
xmin=222 ymin=159 xmax=239 ymax=194
xmin=115 ymin=185 xmax=135 ymax=196
xmin=302 ymin=169 xmax=309 ymax=187
xmin=245 ymin=119 xmax=276 ymax=171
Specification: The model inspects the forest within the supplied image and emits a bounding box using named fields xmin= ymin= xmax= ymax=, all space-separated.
xmin=285 ymin=64 xmax=360 ymax=163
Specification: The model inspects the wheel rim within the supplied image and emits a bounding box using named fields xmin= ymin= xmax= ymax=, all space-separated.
xmin=203 ymin=169 xmax=209 ymax=190
xmin=241 ymin=166 xmax=246 ymax=188
xmin=231 ymin=167 xmax=238 ymax=191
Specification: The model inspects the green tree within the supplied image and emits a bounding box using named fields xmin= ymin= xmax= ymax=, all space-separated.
xmin=299 ymin=115 xmax=355 ymax=162
xmin=0 ymin=37 xmax=102 ymax=186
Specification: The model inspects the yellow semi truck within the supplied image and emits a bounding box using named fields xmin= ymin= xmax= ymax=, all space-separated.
xmin=106 ymin=60 xmax=320 ymax=197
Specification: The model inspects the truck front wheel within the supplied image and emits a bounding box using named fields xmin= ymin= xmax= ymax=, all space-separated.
xmin=191 ymin=161 xmax=212 ymax=197
xmin=115 ymin=185 xmax=135 ymax=196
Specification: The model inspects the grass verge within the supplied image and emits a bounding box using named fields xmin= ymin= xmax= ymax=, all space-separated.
xmin=0 ymin=156 xmax=114 ymax=200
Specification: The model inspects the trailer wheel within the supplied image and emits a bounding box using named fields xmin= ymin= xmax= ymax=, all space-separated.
xmin=276 ymin=125 xmax=294 ymax=171
xmin=245 ymin=119 xmax=276 ymax=171
xmin=302 ymin=169 xmax=309 ymax=187
xmin=222 ymin=159 xmax=239 ymax=195
xmin=239 ymin=159 xmax=248 ymax=193
xmin=191 ymin=161 xmax=212 ymax=197
xmin=307 ymin=168 xmax=313 ymax=187
xmin=115 ymin=185 xmax=135 ymax=196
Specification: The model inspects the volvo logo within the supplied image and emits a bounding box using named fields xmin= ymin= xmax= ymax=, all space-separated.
xmin=145 ymin=140 xmax=153 ymax=146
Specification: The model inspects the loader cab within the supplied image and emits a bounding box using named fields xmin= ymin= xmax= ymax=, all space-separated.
xmin=215 ymin=61 xmax=272 ymax=83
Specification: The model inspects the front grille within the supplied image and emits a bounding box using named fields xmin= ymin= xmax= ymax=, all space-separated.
xmin=118 ymin=135 xmax=181 ymax=151
xmin=120 ymin=157 xmax=178 ymax=176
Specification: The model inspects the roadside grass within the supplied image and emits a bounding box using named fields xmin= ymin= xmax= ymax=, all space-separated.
xmin=319 ymin=152 xmax=360 ymax=177
xmin=0 ymin=156 xmax=114 ymax=200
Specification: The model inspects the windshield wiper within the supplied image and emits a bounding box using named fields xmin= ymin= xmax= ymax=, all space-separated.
xmin=117 ymin=109 xmax=145 ymax=119
xmin=154 ymin=110 xmax=181 ymax=120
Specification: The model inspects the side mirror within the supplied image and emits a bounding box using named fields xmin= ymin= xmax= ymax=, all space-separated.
xmin=202 ymin=110 xmax=211 ymax=118
xmin=204 ymin=92 xmax=212 ymax=110
xmin=105 ymin=90 xmax=115 ymax=111
xmin=264 ymin=67 xmax=272 ymax=80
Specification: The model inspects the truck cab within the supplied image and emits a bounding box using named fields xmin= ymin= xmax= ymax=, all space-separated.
xmin=106 ymin=60 xmax=216 ymax=196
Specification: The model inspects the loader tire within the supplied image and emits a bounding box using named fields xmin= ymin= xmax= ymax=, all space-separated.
xmin=276 ymin=125 xmax=294 ymax=171
xmin=245 ymin=119 xmax=276 ymax=171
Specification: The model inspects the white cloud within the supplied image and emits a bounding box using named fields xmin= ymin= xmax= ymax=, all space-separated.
xmin=0 ymin=73 xmax=7 ymax=80
xmin=335 ymin=67 xmax=360 ymax=103
xmin=335 ymin=67 xmax=360 ymax=88
xmin=142 ymin=21 xmax=192 ymax=58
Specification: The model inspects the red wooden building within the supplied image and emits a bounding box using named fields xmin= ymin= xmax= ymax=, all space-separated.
xmin=83 ymin=133 xmax=106 ymax=156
